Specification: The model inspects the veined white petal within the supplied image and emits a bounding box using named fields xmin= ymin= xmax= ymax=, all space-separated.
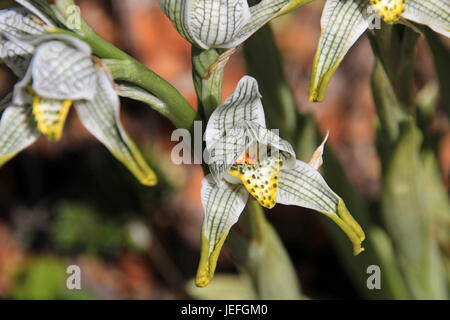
xmin=189 ymin=0 xmax=251 ymax=49
xmin=30 ymin=39 xmax=96 ymax=101
xmin=205 ymin=75 xmax=266 ymax=150
xmin=246 ymin=120 xmax=296 ymax=169
xmin=15 ymin=0 xmax=57 ymax=27
xmin=0 ymin=7 xmax=46 ymax=40
xmin=74 ymin=69 xmax=157 ymax=186
xmin=309 ymin=0 xmax=371 ymax=102
xmin=278 ymin=160 xmax=365 ymax=255
xmin=207 ymin=122 xmax=255 ymax=182
xmin=402 ymin=0 xmax=450 ymax=38
xmin=0 ymin=104 xmax=40 ymax=167
xmin=197 ymin=174 xmax=249 ymax=287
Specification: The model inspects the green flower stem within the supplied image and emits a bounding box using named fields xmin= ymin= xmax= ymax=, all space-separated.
xmin=47 ymin=23 xmax=196 ymax=130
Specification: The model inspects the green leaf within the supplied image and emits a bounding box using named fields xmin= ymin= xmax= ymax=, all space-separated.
xmin=309 ymin=0 xmax=371 ymax=102
xmin=74 ymin=69 xmax=157 ymax=186
xmin=186 ymin=274 xmax=257 ymax=300
xmin=278 ymin=160 xmax=366 ymax=255
xmin=0 ymin=104 xmax=40 ymax=167
xmin=196 ymin=174 xmax=249 ymax=287
xmin=403 ymin=0 xmax=450 ymax=37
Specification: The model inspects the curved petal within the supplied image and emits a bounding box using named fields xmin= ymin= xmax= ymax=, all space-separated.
xmin=30 ymin=38 xmax=96 ymax=101
xmin=74 ymin=69 xmax=157 ymax=186
xmin=277 ymin=160 xmax=365 ymax=255
xmin=196 ymin=174 xmax=249 ymax=287
xmin=0 ymin=7 xmax=46 ymax=40
xmin=309 ymin=0 xmax=371 ymax=102
xmin=14 ymin=0 xmax=58 ymax=27
xmin=402 ymin=0 xmax=450 ymax=38
xmin=0 ymin=104 xmax=40 ymax=167
xmin=159 ymin=0 xmax=206 ymax=48
xmin=189 ymin=0 xmax=251 ymax=49
xmin=205 ymin=75 xmax=266 ymax=150
xmin=246 ymin=120 xmax=296 ymax=169
xmin=31 ymin=93 xmax=71 ymax=141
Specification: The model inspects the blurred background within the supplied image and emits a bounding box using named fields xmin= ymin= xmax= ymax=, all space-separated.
xmin=0 ymin=0 xmax=448 ymax=299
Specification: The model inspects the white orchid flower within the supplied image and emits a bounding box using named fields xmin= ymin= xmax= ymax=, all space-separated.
xmin=0 ymin=8 xmax=157 ymax=186
xmin=309 ymin=0 xmax=450 ymax=102
xmin=196 ymin=76 xmax=365 ymax=287
xmin=159 ymin=0 xmax=312 ymax=50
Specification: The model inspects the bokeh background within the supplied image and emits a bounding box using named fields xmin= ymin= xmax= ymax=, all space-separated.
xmin=0 ymin=0 xmax=448 ymax=299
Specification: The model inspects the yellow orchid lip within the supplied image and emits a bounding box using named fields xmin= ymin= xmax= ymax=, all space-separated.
xmin=370 ymin=0 xmax=407 ymax=24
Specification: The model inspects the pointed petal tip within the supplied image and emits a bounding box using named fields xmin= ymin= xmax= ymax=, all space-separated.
xmin=139 ymin=174 xmax=158 ymax=187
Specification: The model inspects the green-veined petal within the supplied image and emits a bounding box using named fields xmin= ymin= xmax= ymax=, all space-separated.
xmin=14 ymin=0 xmax=58 ymax=27
xmin=205 ymin=75 xmax=266 ymax=150
xmin=29 ymin=38 xmax=96 ymax=101
xmin=0 ymin=36 xmax=35 ymax=77
xmin=0 ymin=104 xmax=40 ymax=167
xmin=196 ymin=174 xmax=249 ymax=287
xmin=277 ymin=160 xmax=365 ymax=255
xmin=74 ymin=69 xmax=157 ymax=186
xmin=246 ymin=120 xmax=296 ymax=169
xmin=402 ymin=0 xmax=450 ymax=38
xmin=309 ymin=0 xmax=371 ymax=102
xmin=0 ymin=7 xmax=46 ymax=39
xmin=159 ymin=0 xmax=311 ymax=49
xmin=30 ymin=92 xmax=71 ymax=141
xmin=207 ymin=122 xmax=255 ymax=182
